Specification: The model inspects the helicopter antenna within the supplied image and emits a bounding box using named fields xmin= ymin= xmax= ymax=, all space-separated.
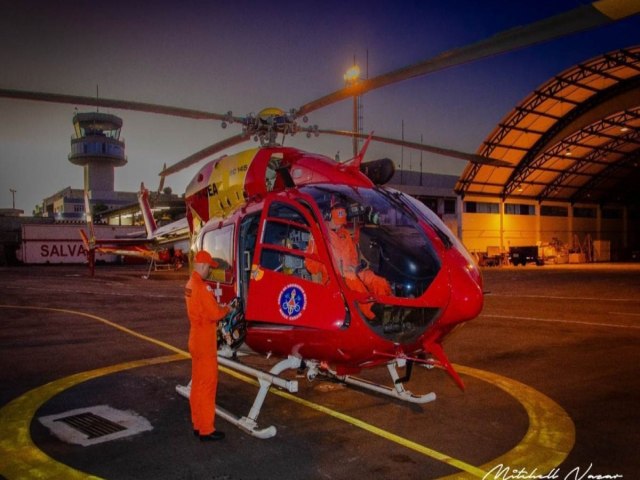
xmin=343 ymin=132 xmax=374 ymax=168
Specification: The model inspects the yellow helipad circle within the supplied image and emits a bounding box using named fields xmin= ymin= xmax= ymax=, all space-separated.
xmin=0 ymin=305 xmax=574 ymax=479
xmin=437 ymin=365 xmax=575 ymax=479
xmin=0 ymin=353 xmax=185 ymax=479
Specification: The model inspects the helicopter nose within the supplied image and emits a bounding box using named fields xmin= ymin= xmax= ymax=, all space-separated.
xmin=445 ymin=254 xmax=484 ymax=325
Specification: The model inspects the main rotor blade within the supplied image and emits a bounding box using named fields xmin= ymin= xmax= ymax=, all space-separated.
xmin=319 ymin=129 xmax=511 ymax=167
xmin=160 ymin=133 xmax=248 ymax=177
xmin=298 ymin=0 xmax=640 ymax=116
xmin=0 ymin=88 xmax=244 ymax=122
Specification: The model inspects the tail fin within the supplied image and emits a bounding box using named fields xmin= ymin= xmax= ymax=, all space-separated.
xmin=83 ymin=190 xmax=96 ymax=244
xmin=81 ymin=191 xmax=97 ymax=276
xmin=138 ymin=183 xmax=157 ymax=239
xmin=79 ymin=229 xmax=90 ymax=249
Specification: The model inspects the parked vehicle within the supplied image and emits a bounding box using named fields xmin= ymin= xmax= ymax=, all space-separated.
xmin=509 ymin=246 xmax=543 ymax=266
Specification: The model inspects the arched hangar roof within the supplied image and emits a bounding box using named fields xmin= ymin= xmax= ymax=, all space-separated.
xmin=456 ymin=46 xmax=640 ymax=206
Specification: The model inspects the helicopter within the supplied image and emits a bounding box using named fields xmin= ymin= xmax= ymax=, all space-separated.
xmin=1 ymin=0 xmax=637 ymax=438
xmin=171 ymin=137 xmax=485 ymax=438
xmin=79 ymin=183 xmax=190 ymax=278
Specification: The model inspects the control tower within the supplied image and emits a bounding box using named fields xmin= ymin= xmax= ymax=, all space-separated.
xmin=68 ymin=112 xmax=127 ymax=200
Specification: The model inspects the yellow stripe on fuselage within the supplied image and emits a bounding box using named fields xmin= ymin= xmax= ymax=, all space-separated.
xmin=206 ymin=149 xmax=257 ymax=220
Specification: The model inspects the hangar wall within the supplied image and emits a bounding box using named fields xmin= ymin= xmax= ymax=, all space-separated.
xmin=390 ymin=172 xmax=636 ymax=262
xmin=458 ymin=196 xmax=635 ymax=261
xmin=459 ymin=211 xmax=501 ymax=253
xmin=504 ymin=207 xmax=538 ymax=245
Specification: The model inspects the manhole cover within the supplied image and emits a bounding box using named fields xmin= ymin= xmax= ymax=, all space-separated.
xmin=39 ymin=405 xmax=153 ymax=446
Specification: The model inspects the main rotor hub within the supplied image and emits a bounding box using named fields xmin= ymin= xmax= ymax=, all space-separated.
xmin=239 ymin=107 xmax=317 ymax=146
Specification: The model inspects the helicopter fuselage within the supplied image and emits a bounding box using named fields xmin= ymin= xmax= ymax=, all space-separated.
xmin=187 ymin=146 xmax=483 ymax=381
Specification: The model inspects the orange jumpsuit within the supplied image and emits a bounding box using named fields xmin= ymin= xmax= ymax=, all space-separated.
xmin=307 ymin=226 xmax=392 ymax=318
xmin=185 ymin=271 xmax=229 ymax=435
xmin=304 ymin=236 xmax=329 ymax=284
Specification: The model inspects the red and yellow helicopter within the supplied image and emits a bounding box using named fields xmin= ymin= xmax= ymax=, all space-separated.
xmin=1 ymin=0 xmax=637 ymax=438
xmin=173 ymin=136 xmax=485 ymax=437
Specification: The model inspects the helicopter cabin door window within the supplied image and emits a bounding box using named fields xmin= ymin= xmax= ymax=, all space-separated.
xmin=201 ymin=224 xmax=234 ymax=283
xmin=245 ymin=196 xmax=346 ymax=330
xmin=258 ymin=201 xmax=326 ymax=284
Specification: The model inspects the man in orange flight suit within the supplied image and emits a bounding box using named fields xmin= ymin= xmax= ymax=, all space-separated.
xmin=306 ymin=204 xmax=392 ymax=319
xmin=185 ymin=250 xmax=230 ymax=442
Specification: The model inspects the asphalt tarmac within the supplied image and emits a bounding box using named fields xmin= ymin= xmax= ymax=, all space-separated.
xmin=1 ymin=263 xmax=639 ymax=479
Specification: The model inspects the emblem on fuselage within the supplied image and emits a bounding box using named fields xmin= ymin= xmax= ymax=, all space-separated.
xmin=278 ymin=284 xmax=307 ymax=320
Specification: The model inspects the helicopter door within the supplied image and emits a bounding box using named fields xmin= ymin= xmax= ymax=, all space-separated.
xmin=245 ymin=196 xmax=345 ymax=329
xmin=238 ymin=213 xmax=260 ymax=307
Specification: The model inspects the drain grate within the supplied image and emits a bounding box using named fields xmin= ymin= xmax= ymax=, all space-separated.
xmin=55 ymin=412 xmax=127 ymax=439
xmin=40 ymin=405 xmax=153 ymax=446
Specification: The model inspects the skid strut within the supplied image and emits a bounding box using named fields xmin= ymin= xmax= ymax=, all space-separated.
xmin=335 ymin=360 xmax=436 ymax=404
xmin=176 ymin=355 xmax=301 ymax=439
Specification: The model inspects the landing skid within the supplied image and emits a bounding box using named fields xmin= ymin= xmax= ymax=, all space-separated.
xmin=177 ymin=356 xmax=435 ymax=439
xmin=176 ymin=355 xmax=301 ymax=439
xmin=327 ymin=360 xmax=436 ymax=404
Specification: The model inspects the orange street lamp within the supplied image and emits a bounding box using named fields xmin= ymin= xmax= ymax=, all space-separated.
xmin=343 ymin=65 xmax=361 ymax=84
xmin=344 ymin=64 xmax=361 ymax=157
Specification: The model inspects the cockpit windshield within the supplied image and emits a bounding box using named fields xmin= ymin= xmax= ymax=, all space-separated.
xmin=395 ymin=189 xmax=479 ymax=270
xmin=301 ymin=184 xmax=441 ymax=300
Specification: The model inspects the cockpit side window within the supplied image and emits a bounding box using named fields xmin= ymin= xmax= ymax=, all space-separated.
xmin=262 ymin=220 xmax=310 ymax=252
xmin=259 ymin=202 xmax=326 ymax=284
xmin=267 ymin=202 xmax=309 ymax=226
xmin=201 ymin=224 xmax=234 ymax=283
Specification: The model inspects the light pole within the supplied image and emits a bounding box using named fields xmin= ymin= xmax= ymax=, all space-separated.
xmin=420 ymin=134 xmax=423 ymax=186
xmin=400 ymin=120 xmax=404 ymax=184
xmin=344 ymin=64 xmax=361 ymax=157
xmin=9 ymin=188 xmax=16 ymax=209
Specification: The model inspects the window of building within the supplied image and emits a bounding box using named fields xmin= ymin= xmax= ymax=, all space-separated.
xmin=573 ymin=207 xmax=596 ymax=218
xmin=464 ymin=201 xmax=499 ymax=214
xmin=540 ymin=205 xmax=568 ymax=217
xmin=422 ymin=198 xmax=438 ymax=213
xmin=505 ymin=203 xmax=535 ymax=215
xmin=602 ymin=208 xmax=622 ymax=219
xmin=411 ymin=195 xmax=439 ymax=213
xmin=444 ymin=199 xmax=456 ymax=215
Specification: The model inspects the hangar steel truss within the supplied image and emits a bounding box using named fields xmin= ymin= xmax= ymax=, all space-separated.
xmin=456 ymin=46 xmax=640 ymax=206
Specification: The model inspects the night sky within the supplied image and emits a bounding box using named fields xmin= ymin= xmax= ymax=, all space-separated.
xmin=1 ymin=0 xmax=638 ymax=213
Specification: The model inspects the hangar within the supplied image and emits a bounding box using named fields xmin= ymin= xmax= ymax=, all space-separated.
xmin=454 ymin=46 xmax=640 ymax=262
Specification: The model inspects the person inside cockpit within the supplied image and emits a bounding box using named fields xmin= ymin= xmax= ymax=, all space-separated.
xmin=306 ymin=203 xmax=391 ymax=319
